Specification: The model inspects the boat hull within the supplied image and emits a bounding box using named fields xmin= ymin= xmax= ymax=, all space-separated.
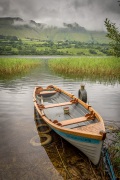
xmin=50 ymin=126 xmax=102 ymax=165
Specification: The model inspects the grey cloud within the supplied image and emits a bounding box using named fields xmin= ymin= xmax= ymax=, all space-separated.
xmin=0 ymin=0 xmax=119 ymax=30
xmin=105 ymin=1 xmax=120 ymax=14
xmin=72 ymin=0 xmax=93 ymax=9
xmin=37 ymin=7 xmax=58 ymax=18
xmin=0 ymin=0 xmax=10 ymax=16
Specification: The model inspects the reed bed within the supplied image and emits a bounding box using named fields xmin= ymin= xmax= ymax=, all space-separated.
xmin=48 ymin=57 xmax=120 ymax=81
xmin=0 ymin=58 xmax=41 ymax=76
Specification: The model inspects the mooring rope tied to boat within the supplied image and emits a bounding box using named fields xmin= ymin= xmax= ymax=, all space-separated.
xmin=55 ymin=141 xmax=83 ymax=179
xmin=55 ymin=145 xmax=72 ymax=179
xmin=102 ymin=147 xmax=117 ymax=180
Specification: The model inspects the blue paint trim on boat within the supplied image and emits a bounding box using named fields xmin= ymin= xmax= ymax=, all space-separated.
xmin=51 ymin=127 xmax=100 ymax=144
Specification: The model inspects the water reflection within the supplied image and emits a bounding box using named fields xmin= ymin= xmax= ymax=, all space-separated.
xmin=0 ymin=59 xmax=120 ymax=179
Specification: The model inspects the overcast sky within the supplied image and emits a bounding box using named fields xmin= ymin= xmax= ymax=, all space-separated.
xmin=0 ymin=0 xmax=120 ymax=30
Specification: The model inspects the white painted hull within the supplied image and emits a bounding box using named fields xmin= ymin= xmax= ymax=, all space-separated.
xmin=63 ymin=136 xmax=102 ymax=165
xmin=53 ymin=128 xmax=103 ymax=165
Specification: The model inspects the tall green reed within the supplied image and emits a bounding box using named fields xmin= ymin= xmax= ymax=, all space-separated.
xmin=0 ymin=58 xmax=41 ymax=76
xmin=48 ymin=57 xmax=120 ymax=81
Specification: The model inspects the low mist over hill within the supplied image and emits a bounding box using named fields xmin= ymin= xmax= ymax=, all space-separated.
xmin=0 ymin=17 xmax=109 ymax=43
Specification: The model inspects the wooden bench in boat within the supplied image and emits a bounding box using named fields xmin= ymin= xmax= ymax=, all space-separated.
xmin=44 ymin=102 xmax=73 ymax=109
xmin=40 ymin=91 xmax=56 ymax=95
xmin=60 ymin=116 xmax=95 ymax=126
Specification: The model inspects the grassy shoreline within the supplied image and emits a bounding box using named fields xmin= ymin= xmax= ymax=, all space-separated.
xmin=110 ymin=130 xmax=120 ymax=178
xmin=0 ymin=58 xmax=42 ymax=76
xmin=48 ymin=57 xmax=120 ymax=81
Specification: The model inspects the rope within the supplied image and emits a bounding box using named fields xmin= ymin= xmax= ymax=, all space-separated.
xmin=102 ymin=147 xmax=117 ymax=180
xmin=55 ymin=145 xmax=72 ymax=179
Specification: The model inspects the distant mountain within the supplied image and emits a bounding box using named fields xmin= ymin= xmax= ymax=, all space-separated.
xmin=63 ymin=22 xmax=86 ymax=32
xmin=0 ymin=17 xmax=45 ymax=28
xmin=0 ymin=17 xmax=23 ymax=25
xmin=0 ymin=17 xmax=109 ymax=43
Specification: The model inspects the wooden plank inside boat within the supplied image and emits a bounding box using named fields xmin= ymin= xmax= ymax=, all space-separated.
xmin=44 ymin=101 xmax=73 ymax=109
xmin=40 ymin=91 xmax=56 ymax=95
xmin=60 ymin=116 xmax=95 ymax=126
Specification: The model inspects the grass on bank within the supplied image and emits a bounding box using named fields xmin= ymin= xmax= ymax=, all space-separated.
xmin=48 ymin=57 xmax=120 ymax=81
xmin=105 ymin=128 xmax=120 ymax=179
xmin=109 ymin=130 xmax=120 ymax=178
xmin=0 ymin=58 xmax=42 ymax=76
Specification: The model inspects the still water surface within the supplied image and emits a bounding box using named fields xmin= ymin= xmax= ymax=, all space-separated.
xmin=0 ymin=58 xmax=120 ymax=179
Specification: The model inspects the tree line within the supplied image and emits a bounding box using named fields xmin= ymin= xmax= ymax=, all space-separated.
xmin=0 ymin=36 xmax=109 ymax=56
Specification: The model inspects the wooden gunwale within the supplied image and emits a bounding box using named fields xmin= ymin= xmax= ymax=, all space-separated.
xmin=33 ymin=86 xmax=105 ymax=140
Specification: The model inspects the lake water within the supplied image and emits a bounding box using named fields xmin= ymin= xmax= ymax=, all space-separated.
xmin=0 ymin=58 xmax=120 ymax=179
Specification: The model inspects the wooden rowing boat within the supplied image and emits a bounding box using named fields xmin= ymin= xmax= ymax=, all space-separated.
xmin=33 ymin=85 xmax=106 ymax=165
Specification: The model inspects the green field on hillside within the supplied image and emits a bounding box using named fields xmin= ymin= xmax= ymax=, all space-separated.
xmin=0 ymin=35 xmax=110 ymax=56
xmin=0 ymin=26 xmax=109 ymax=43
xmin=0 ymin=17 xmax=109 ymax=43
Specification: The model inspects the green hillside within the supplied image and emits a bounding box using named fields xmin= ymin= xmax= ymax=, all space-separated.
xmin=0 ymin=17 xmax=109 ymax=43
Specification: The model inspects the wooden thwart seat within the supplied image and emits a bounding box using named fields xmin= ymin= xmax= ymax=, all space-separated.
xmin=61 ymin=116 xmax=94 ymax=126
xmin=40 ymin=91 xmax=56 ymax=95
xmin=44 ymin=101 xmax=73 ymax=109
